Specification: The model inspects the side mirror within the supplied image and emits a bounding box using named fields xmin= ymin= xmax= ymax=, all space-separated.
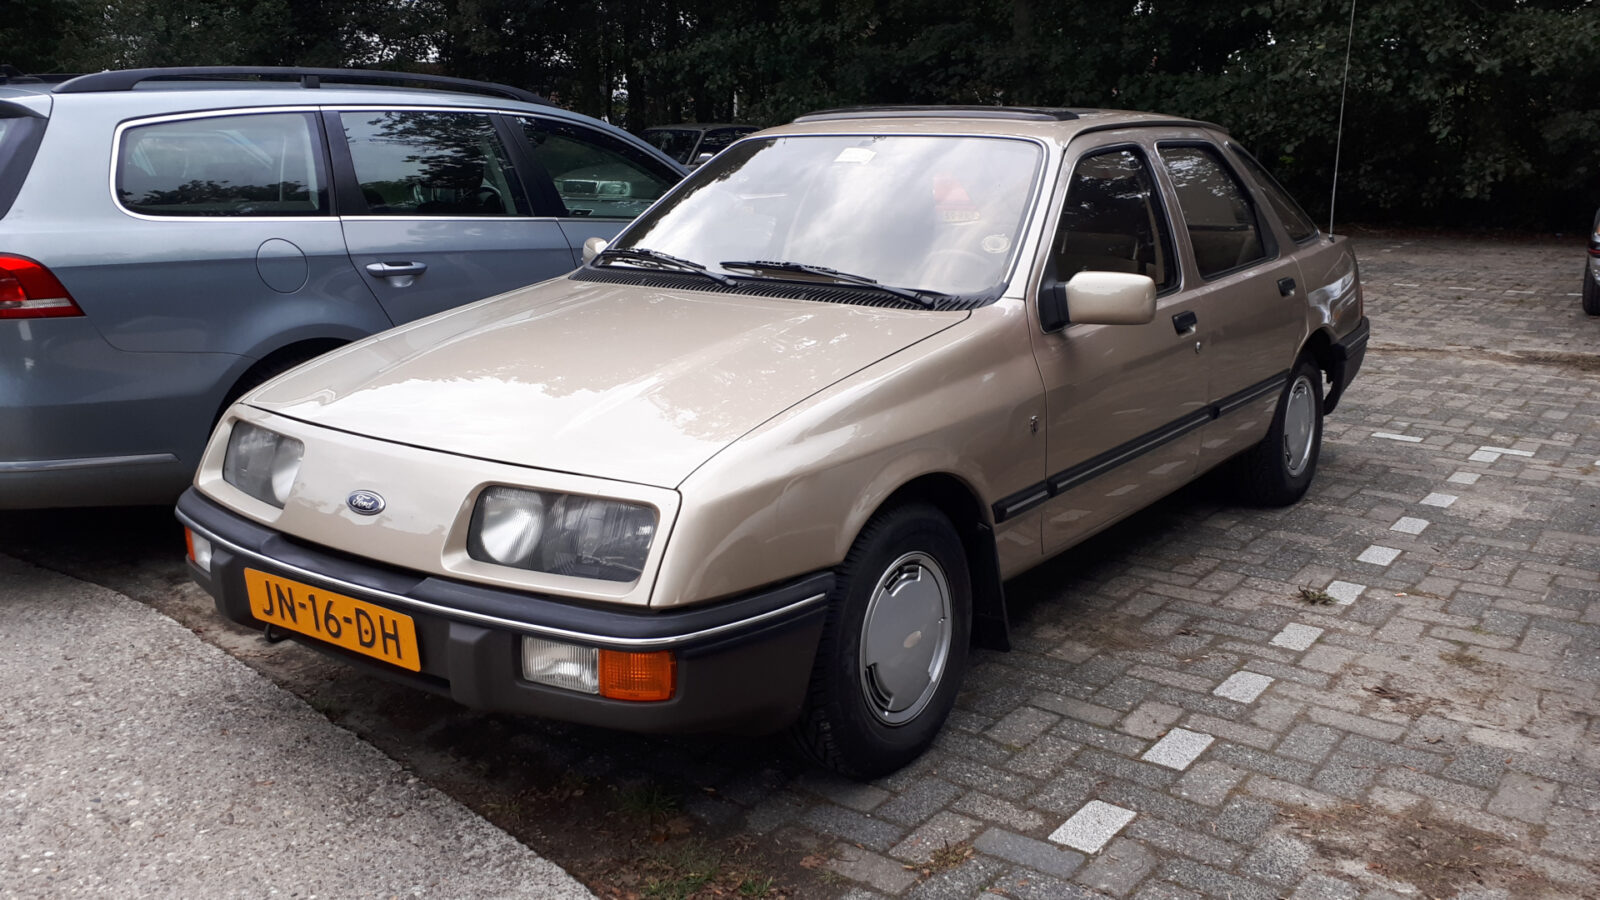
xmin=691 ymin=151 xmax=714 ymax=168
xmin=581 ymin=236 xmax=608 ymax=264
xmin=1041 ymin=271 xmax=1156 ymax=332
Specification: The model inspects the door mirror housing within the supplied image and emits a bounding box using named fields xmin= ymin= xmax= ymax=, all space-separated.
xmin=1040 ymin=271 xmax=1157 ymax=332
xmin=581 ymin=236 xmax=609 ymax=263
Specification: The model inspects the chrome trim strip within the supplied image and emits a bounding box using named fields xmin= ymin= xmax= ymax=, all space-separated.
xmin=177 ymin=510 xmax=827 ymax=649
xmin=0 ymin=452 xmax=178 ymax=473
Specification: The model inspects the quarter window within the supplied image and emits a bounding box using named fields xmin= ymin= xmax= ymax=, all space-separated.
xmin=1051 ymin=147 xmax=1178 ymax=291
xmin=1230 ymin=144 xmax=1319 ymax=243
xmin=1159 ymin=145 xmax=1268 ymax=278
xmin=519 ymin=117 xmax=678 ymax=219
xmin=117 ymin=112 xmax=327 ymax=217
xmin=341 ymin=111 xmax=519 ymax=216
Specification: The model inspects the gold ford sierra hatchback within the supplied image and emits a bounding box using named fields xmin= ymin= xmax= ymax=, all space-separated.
xmin=178 ymin=106 xmax=1369 ymax=777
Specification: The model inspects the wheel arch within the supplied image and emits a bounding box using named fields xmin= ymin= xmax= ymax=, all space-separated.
xmin=213 ymin=336 xmax=349 ymax=423
xmin=1301 ymin=327 xmax=1344 ymax=413
xmin=870 ymin=472 xmax=1010 ymax=652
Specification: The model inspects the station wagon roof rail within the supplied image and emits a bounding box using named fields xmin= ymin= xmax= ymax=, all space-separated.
xmin=795 ymin=105 xmax=1082 ymax=122
xmin=51 ymin=66 xmax=551 ymax=106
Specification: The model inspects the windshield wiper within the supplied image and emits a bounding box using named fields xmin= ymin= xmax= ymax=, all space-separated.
xmin=719 ymin=259 xmax=936 ymax=309
xmin=594 ymin=247 xmax=735 ymax=286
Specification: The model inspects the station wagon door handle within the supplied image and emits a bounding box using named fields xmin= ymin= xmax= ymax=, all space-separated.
xmin=366 ymin=261 xmax=428 ymax=278
xmin=1172 ymin=310 xmax=1198 ymax=335
xmin=1278 ymin=277 xmax=1297 ymax=296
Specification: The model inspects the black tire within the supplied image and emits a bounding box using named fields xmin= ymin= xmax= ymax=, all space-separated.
xmin=1583 ymin=263 xmax=1600 ymax=316
xmin=1232 ymin=355 xmax=1324 ymax=506
xmin=791 ymin=503 xmax=971 ymax=779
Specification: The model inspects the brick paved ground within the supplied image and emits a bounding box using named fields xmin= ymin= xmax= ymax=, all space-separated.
xmin=534 ymin=233 xmax=1600 ymax=899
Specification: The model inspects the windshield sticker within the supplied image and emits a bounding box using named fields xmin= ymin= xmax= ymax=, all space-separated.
xmin=834 ymin=147 xmax=876 ymax=164
xmin=981 ymin=234 xmax=1012 ymax=254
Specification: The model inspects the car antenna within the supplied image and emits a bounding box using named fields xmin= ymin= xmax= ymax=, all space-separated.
xmin=1328 ymin=0 xmax=1357 ymax=237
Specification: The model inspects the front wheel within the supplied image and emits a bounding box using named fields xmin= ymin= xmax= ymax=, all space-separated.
xmin=1583 ymin=261 xmax=1600 ymax=316
xmin=791 ymin=503 xmax=971 ymax=779
xmin=1231 ymin=356 xmax=1324 ymax=506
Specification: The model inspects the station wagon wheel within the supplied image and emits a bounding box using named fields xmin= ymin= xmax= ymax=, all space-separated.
xmin=1232 ymin=355 xmax=1324 ymax=506
xmin=792 ymin=503 xmax=971 ymax=779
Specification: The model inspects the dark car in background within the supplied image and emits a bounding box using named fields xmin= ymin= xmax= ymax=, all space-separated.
xmin=0 ymin=67 xmax=684 ymax=509
xmin=642 ymin=123 xmax=758 ymax=167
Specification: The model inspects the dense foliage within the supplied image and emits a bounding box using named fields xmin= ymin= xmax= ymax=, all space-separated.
xmin=13 ymin=0 xmax=1598 ymax=229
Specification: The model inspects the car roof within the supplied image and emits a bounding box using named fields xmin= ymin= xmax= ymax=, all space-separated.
xmin=645 ymin=123 xmax=756 ymax=131
xmin=769 ymin=106 xmax=1223 ymax=145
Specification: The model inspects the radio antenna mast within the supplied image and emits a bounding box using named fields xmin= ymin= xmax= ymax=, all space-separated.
xmin=1328 ymin=0 xmax=1357 ymax=235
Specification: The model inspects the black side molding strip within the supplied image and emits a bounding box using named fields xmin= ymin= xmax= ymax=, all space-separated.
xmin=992 ymin=370 xmax=1289 ymax=524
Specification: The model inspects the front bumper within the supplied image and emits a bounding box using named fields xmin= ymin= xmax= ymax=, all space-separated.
xmin=1325 ymin=315 xmax=1369 ymax=415
xmin=177 ymin=488 xmax=831 ymax=734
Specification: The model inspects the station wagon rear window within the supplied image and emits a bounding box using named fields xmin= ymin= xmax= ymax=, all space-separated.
xmin=117 ymin=112 xmax=328 ymax=217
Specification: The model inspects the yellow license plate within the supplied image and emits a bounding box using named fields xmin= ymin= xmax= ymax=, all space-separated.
xmin=244 ymin=569 xmax=421 ymax=672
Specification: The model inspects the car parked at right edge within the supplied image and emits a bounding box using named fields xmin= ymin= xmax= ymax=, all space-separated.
xmin=1584 ymin=207 xmax=1599 ymax=316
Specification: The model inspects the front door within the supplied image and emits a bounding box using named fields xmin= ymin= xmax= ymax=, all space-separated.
xmin=1028 ymin=140 xmax=1208 ymax=555
xmin=330 ymin=108 xmax=577 ymax=325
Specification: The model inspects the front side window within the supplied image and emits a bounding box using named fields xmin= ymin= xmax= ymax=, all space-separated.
xmin=613 ymin=135 xmax=1043 ymax=298
xmin=643 ymin=128 xmax=701 ymax=164
xmin=117 ymin=112 xmax=327 ymax=217
xmin=1159 ymin=145 xmax=1268 ymax=278
xmin=1229 ymin=144 xmax=1319 ymax=243
xmin=520 ymin=117 xmax=679 ymax=219
xmin=341 ymin=111 xmax=518 ymax=216
xmin=1051 ymin=147 xmax=1177 ymax=292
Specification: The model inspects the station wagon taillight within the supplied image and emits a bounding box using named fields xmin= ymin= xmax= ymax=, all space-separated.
xmin=0 ymin=254 xmax=83 ymax=319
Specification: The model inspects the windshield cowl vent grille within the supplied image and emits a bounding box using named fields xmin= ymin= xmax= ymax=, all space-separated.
xmin=570 ymin=267 xmax=989 ymax=311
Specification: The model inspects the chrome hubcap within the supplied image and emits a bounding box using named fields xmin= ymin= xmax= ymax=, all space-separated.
xmin=858 ymin=552 xmax=952 ymax=726
xmin=1282 ymin=375 xmax=1317 ymax=478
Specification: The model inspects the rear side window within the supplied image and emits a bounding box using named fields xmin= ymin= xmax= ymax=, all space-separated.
xmin=1159 ymin=145 xmax=1269 ymax=278
xmin=1230 ymin=144 xmax=1319 ymax=243
xmin=0 ymin=114 xmax=46 ymax=219
xmin=118 ymin=113 xmax=327 ymax=217
xmin=340 ymin=110 xmax=519 ymax=217
xmin=519 ymin=117 xmax=679 ymax=219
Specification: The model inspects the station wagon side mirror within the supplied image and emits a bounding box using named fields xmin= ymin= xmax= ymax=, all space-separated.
xmin=691 ymin=151 xmax=714 ymax=168
xmin=1040 ymin=271 xmax=1157 ymax=333
xmin=582 ymin=236 xmax=608 ymax=263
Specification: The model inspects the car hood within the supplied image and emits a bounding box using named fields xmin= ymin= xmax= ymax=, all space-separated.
xmin=247 ymin=277 xmax=964 ymax=488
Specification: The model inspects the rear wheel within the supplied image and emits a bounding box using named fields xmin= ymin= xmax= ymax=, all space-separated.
xmin=1583 ymin=262 xmax=1600 ymax=316
xmin=791 ymin=503 xmax=970 ymax=779
xmin=1231 ymin=355 xmax=1323 ymax=506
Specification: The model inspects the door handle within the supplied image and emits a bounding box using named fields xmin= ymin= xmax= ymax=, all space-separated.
xmin=1278 ymin=277 xmax=1297 ymax=296
xmin=366 ymin=262 xmax=428 ymax=278
xmin=1172 ymin=310 xmax=1198 ymax=335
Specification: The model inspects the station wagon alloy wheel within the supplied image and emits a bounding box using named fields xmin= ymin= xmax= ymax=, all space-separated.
xmin=1282 ymin=375 xmax=1318 ymax=478
xmin=858 ymin=551 xmax=952 ymax=726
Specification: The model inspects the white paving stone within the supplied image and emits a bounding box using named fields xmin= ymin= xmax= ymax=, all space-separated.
xmin=1390 ymin=516 xmax=1430 ymax=535
xmin=1372 ymin=432 xmax=1424 ymax=443
xmin=1214 ymin=671 xmax=1274 ymax=703
xmin=1420 ymin=493 xmax=1458 ymax=508
xmin=1479 ymin=446 xmax=1535 ymax=457
xmin=1270 ymin=623 xmax=1325 ymax=651
xmin=1326 ymin=581 xmax=1365 ymax=605
xmin=1357 ymin=545 xmax=1402 ymax=566
xmin=1141 ymin=727 xmax=1214 ymax=771
xmin=1447 ymin=472 xmax=1481 ymax=485
xmin=1467 ymin=450 xmax=1501 ymax=463
xmin=1049 ymin=801 xmax=1136 ymax=854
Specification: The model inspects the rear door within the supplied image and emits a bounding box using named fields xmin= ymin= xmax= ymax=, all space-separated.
xmin=508 ymin=115 xmax=683 ymax=262
xmin=1154 ymin=138 xmax=1306 ymax=471
xmin=330 ymin=107 xmax=576 ymax=325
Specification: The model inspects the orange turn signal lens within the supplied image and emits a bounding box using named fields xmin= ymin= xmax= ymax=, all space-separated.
xmin=597 ymin=649 xmax=676 ymax=701
xmin=184 ymin=527 xmax=214 ymax=573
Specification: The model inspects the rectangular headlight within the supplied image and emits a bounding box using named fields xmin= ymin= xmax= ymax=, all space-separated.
xmin=222 ymin=422 xmax=303 ymax=508
xmin=467 ymin=486 xmax=656 ymax=583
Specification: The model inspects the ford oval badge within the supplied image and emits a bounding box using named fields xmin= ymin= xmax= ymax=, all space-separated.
xmin=346 ymin=490 xmax=385 ymax=516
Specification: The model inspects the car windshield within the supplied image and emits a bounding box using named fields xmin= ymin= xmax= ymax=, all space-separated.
xmin=611 ymin=135 xmax=1043 ymax=298
xmin=643 ymin=128 xmax=702 ymax=164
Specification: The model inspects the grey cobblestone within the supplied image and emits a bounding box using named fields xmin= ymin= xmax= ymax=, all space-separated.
xmin=974 ymin=827 xmax=1086 ymax=878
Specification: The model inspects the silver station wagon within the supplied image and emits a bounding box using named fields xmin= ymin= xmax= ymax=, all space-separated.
xmin=178 ymin=106 xmax=1369 ymax=777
